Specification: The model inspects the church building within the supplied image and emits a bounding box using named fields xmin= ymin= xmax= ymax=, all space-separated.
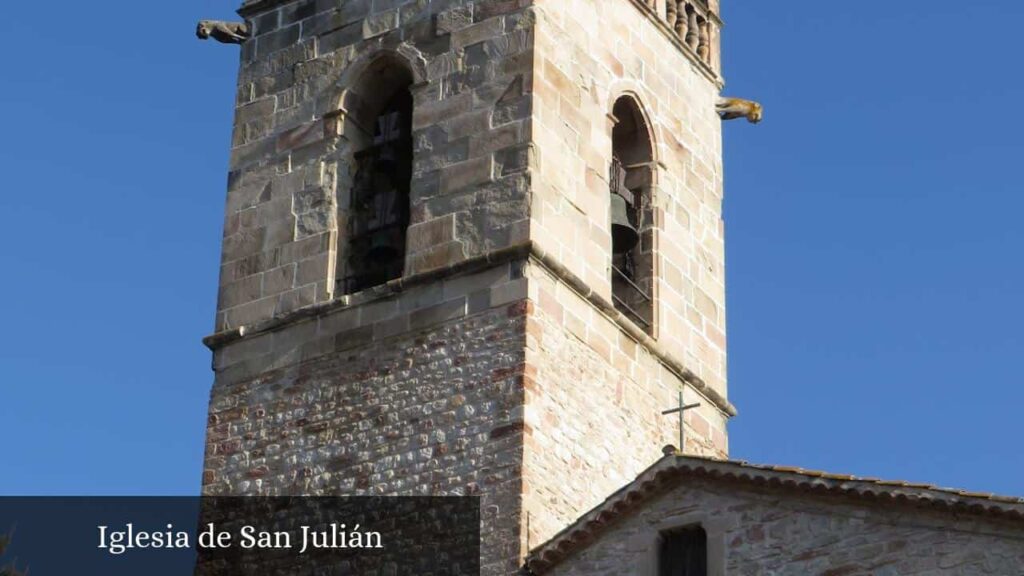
xmin=196 ymin=0 xmax=1024 ymax=573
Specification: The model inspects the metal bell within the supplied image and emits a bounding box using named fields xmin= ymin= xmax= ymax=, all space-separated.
xmin=366 ymin=229 xmax=400 ymax=262
xmin=376 ymin=144 xmax=397 ymax=172
xmin=610 ymin=193 xmax=639 ymax=254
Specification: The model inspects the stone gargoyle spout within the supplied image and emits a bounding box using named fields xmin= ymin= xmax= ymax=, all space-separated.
xmin=716 ymin=97 xmax=763 ymax=124
xmin=196 ymin=20 xmax=250 ymax=45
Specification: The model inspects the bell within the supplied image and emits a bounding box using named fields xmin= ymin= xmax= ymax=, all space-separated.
xmin=376 ymin=145 xmax=397 ymax=172
xmin=610 ymin=193 xmax=639 ymax=254
xmin=366 ymin=229 xmax=400 ymax=262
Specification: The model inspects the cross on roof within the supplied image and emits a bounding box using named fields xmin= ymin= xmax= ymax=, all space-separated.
xmin=662 ymin=391 xmax=701 ymax=453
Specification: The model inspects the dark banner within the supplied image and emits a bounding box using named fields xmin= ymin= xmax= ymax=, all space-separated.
xmin=0 ymin=497 xmax=480 ymax=575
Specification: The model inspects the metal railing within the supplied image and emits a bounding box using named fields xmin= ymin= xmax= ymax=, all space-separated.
xmin=612 ymin=265 xmax=652 ymax=330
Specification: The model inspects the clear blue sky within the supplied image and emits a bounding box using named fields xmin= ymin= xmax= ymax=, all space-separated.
xmin=1 ymin=1 xmax=1021 ymax=496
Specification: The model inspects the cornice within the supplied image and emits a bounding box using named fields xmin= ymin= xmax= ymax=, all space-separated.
xmin=236 ymin=0 xmax=723 ymax=87
xmin=203 ymin=241 xmax=738 ymax=418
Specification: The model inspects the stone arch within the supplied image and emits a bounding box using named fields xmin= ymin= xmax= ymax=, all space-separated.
xmin=331 ymin=50 xmax=419 ymax=294
xmin=609 ymin=92 xmax=659 ymax=335
xmin=609 ymin=91 xmax=657 ymax=164
xmin=604 ymin=82 xmax=660 ymax=166
xmin=328 ymin=50 xmax=422 ymax=138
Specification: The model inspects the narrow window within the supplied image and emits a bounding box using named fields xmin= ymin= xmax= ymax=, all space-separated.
xmin=658 ymin=525 xmax=707 ymax=576
xmin=341 ymin=66 xmax=414 ymax=294
xmin=610 ymin=96 xmax=655 ymax=332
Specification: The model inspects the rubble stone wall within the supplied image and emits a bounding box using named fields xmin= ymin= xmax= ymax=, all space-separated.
xmin=204 ymin=261 xmax=531 ymax=574
xmin=545 ymin=479 xmax=1024 ymax=575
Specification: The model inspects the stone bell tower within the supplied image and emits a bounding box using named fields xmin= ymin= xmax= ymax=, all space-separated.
xmin=199 ymin=0 xmax=733 ymax=573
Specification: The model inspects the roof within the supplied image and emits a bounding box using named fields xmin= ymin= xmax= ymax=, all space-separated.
xmin=525 ymin=448 xmax=1024 ymax=573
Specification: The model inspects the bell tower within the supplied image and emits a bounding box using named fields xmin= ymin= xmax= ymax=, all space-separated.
xmin=199 ymin=0 xmax=733 ymax=573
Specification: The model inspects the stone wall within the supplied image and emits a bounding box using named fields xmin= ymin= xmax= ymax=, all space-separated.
xmin=203 ymin=0 xmax=735 ymax=573
xmin=544 ymin=479 xmax=1024 ymax=575
xmin=521 ymin=261 xmax=728 ymax=548
xmin=530 ymin=0 xmax=728 ymax=395
xmin=203 ymin=261 xmax=531 ymax=574
xmin=512 ymin=0 xmax=731 ymax=552
xmin=217 ymin=0 xmax=729 ymax=393
xmin=216 ymin=0 xmax=535 ymax=332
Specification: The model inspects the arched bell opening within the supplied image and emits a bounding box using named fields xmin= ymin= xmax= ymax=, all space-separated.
xmin=610 ymin=95 xmax=656 ymax=334
xmin=337 ymin=57 xmax=415 ymax=295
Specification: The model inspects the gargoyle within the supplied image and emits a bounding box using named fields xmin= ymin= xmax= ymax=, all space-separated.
xmin=716 ymin=97 xmax=763 ymax=124
xmin=196 ymin=20 xmax=250 ymax=45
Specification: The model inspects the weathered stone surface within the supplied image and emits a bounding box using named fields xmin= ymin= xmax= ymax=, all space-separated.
xmin=409 ymin=240 xmax=466 ymax=274
xmin=521 ymin=262 xmax=728 ymax=546
xmin=294 ymin=210 xmax=331 ymax=238
xmin=206 ymin=291 xmax=530 ymax=574
xmin=409 ymin=296 xmax=467 ymax=330
xmin=531 ymin=0 xmax=728 ymax=394
xmin=218 ymin=0 xmax=534 ymax=328
xmin=292 ymin=186 xmax=333 ymax=238
xmin=256 ymin=23 xmax=301 ymax=57
xmin=275 ymin=119 xmax=324 ymax=152
xmin=407 ymin=213 xmax=456 ymax=251
xmin=198 ymin=3 xmax=1024 ymax=576
xmin=262 ymin=264 xmax=295 ymax=296
xmin=436 ymin=5 xmax=474 ymax=36
xmin=206 ymin=1 xmax=735 ymax=575
xmin=362 ymin=8 xmax=399 ymax=39
xmin=542 ymin=478 xmax=1024 ymax=575
xmin=440 ymin=156 xmax=494 ymax=194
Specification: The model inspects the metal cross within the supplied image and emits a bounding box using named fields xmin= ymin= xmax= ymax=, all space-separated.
xmin=662 ymin=391 xmax=701 ymax=453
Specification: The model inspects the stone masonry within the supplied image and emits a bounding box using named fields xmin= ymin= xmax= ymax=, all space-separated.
xmin=528 ymin=457 xmax=1024 ymax=575
xmin=521 ymin=0 xmax=730 ymax=548
xmin=205 ymin=263 xmax=531 ymax=573
xmin=218 ymin=0 xmax=534 ymax=331
xmin=201 ymin=0 xmax=734 ymax=573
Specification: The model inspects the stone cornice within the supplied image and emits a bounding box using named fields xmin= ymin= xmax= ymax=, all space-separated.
xmin=203 ymin=242 xmax=532 ymax=349
xmin=236 ymin=0 xmax=723 ymax=87
xmin=527 ymin=243 xmax=736 ymax=417
xmin=202 ymin=241 xmax=738 ymax=418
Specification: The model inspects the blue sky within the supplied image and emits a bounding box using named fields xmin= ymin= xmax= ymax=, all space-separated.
xmin=0 ymin=1 xmax=1021 ymax=496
